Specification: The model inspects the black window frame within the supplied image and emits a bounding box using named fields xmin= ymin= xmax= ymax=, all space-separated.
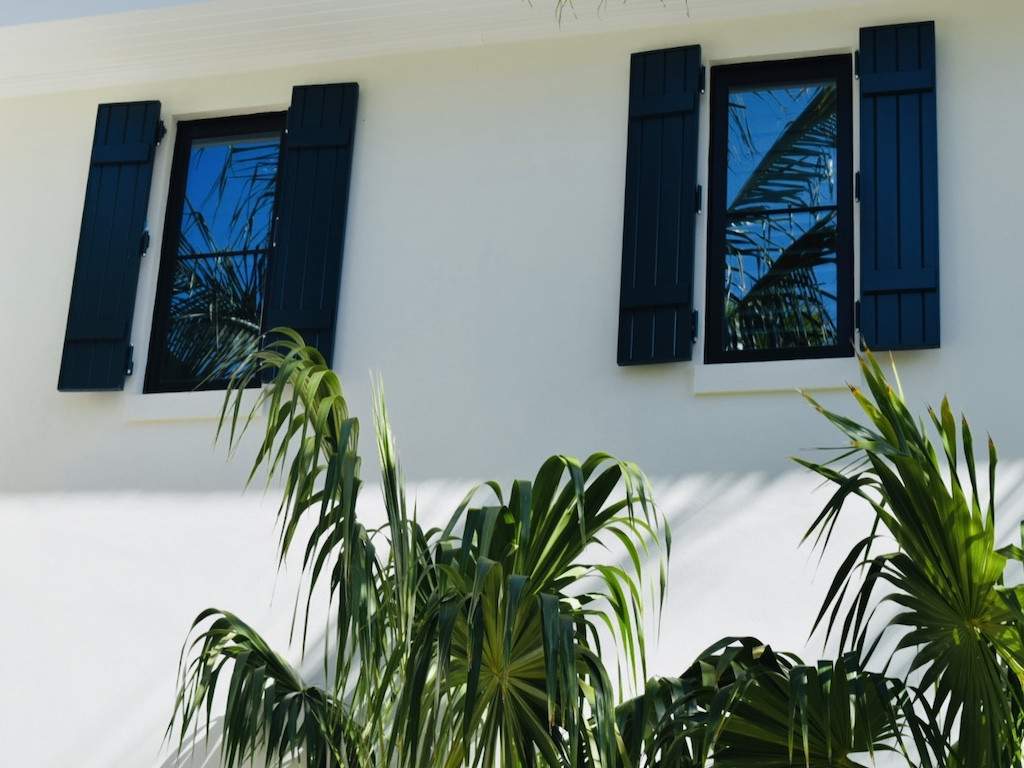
xmin=144 ymin=111 xmax=286 ymax=393
xmin=703 ymin=54 xmax=855 ymax=365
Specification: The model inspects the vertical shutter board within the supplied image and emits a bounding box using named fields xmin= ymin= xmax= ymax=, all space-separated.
xmin=266 ymin=83 xmax=358 ymax=365
xmin=859 ymin=21 xmax=939 ymax=350
xmin=617 ymin=45 xmax=700 ymax=366
xmin=273 ymin=87 xmax=316 ymax=324
xmin=634 ymin=310 xmax=655 ymax=361
xmin=655 ymin=114 xmax=683 ymax=292
xmin=633 ymin=119 xmax=661 ymax=296
xmin=59 ymin=101 xmax=160 ymax=391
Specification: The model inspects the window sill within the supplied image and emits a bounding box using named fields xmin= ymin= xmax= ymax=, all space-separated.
xmin=693 ymin=355 xmax=859 ymax=396
xmin=124 ymin=388 xmax=264 ymax=423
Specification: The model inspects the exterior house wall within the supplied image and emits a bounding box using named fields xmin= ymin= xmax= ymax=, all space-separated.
xmin=1 ymin=0 xmax=1022 ymax=764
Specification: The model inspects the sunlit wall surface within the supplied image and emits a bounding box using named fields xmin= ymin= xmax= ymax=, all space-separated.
xmin=1 ymin=1 xmax=1022 ymax=765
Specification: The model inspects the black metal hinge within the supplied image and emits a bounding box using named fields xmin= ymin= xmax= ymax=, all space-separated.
xmin=156 ymin=120 xmax=167 ymax=146
xmin=691 ymin=309 xmax=699 ymax=342
xmin=695 ymin=184 xmax=703 ymax=214
xmin=854 ymin=171 xmax=861 ymax=202
xmin=854 ymin=300 xmax=861 ymax=332
xmin=125 ymin=344 xmax=135 ymax=377
xmin=699 ymin=65 xmax=707 ymax=94
xmin=139 ymin=230 xmax=150 ymax=257
xmin=854 ymin=51 xmax=861 ymax=79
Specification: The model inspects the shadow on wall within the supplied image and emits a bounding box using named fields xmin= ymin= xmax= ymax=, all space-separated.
xmin=160 ymin=720 xmax=304 ymax=768
xmin=160 ymin=725 xmax=225 ymax=768
xmin=8 ymin=457 xmax=1024 ymax=768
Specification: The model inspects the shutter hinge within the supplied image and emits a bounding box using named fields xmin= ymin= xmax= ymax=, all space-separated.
xmin=854 ymin=300 xmax=861 ymax=332
xmin=156 ymin=120 xmax=167 ymax=146
xmin=854 ymin=51 xmax=860 ymax=79
xmin=139 ymin=230 xmax=150 ymax=257
xmin=690 ymin=310 xmax=699 ymax=342
xmin=854 ymin=171 xmax=861 ymax=203
xmin=695 ymin=184 xmax=703 ymax=214
xmin=125 ymin=344 xmax=135 ymax=377
xmin=699 ymin=65 xmax=706 ymax=95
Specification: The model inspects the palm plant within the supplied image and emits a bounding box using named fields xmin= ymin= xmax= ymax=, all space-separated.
xmin=798 ymin=352 xmax=1024 ymax=766
xmin=169 ymin=335 xmax=1024 ymax=766
xmin=169 ymin=330 xmax=669 ymax=767
xmin=614 ymin=353 xmax=1024 ymax=767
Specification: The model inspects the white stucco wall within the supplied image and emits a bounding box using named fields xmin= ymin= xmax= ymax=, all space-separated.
xmin=2 ymin=1 xmax=1023 ymax=764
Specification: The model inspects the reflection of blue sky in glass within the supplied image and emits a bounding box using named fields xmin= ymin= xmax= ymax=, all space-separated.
xmin=727 ymin=84 xmax=836 ymax=211
xmin=162 ymin=252 xmax=267 ymax=382
xmin=178 ymin=133 xmax=281 ymax=256
xmin=722 ymin=80 xmax=840 ymax=352
xmin=160 ymin=129 xmax=281 ymax=386
xmin=726 ymin=210 xmax=837 ymax=318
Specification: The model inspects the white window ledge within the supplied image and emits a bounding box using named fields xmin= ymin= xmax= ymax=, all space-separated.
xmin=693 ymin=356 xmax=860 ymax=396
xmin=124 ymin=388 xmax=264 ymax=423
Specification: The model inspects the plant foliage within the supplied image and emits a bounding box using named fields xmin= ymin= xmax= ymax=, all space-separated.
xmin=169 ymin=330 xmax=669 ymax=767
xmin=798 ymin=352 xmax=1024 ymax=766
xmin=617 ymin=636 xmax=918 ymax=768
xmin=168 ymin=336 xmax=1024 ymax=767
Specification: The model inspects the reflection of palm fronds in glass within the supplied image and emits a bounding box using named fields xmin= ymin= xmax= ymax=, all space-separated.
xmin=167 ymin=138 xmax=279 ymax=383
xmin=729 ymin=85 xmax=837 ymax=211
xmin=725 ymin=85 xmax=839 ymax=351
xmin=165 ymin=254 xmax=266 ymax=380
xmin=725 ymin=214 xmax=837 ymax=350
xmin=180 ymin=141 xmax=279 ymax=256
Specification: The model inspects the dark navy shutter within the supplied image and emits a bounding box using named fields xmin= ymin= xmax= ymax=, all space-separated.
xmin=618 ymin=45 xmax=702 ymax=365
xmin=58 ymin=101 xmax=162 ymax=390
xmin=264 ymin=83 xmax=359 ymax=363
xmin=858 ymin=21 xmax=939 ymax=349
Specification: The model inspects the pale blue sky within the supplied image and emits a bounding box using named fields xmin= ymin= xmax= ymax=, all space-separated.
xmin=0 ymin=0 xmax=205 ymax=27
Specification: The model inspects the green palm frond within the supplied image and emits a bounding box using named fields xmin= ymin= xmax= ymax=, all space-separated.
xmin=169 ymin=609 xmax=361 ymax=768
xmin=617 ymin=636 xmax=919 ymax=768
xmin=798 ymin=351 xmax=1024 ymax=766
xmin=397 ymin=448 xmax=666 ymax=768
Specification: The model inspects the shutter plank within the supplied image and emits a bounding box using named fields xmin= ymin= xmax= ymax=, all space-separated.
xmin=859 ymin=21 xmax=939 ymax=350
xmin=618 ymin=45 xmax=701 ymax=365
xmin=265 ymin=83 xmax=358 ymax=364
xmin=59 ymin=101 xmax=161 ymax=390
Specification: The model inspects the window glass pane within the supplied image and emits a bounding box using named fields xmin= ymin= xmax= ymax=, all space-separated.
xmin=724 ymin=210 xmax=838 ymax=352
xmin=157 ymin=253 xmax=266 ymax=384
xmin=727 ymin=82 xmax=837 ymax=212
xmin=178 ymin=133 xmax=281 ymax=256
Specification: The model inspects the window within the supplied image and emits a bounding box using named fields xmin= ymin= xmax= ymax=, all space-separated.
xmin=145 ymin=113 xmax=285 ymax=392
xmin=704 ymin=55 xmax=854 ymax=364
